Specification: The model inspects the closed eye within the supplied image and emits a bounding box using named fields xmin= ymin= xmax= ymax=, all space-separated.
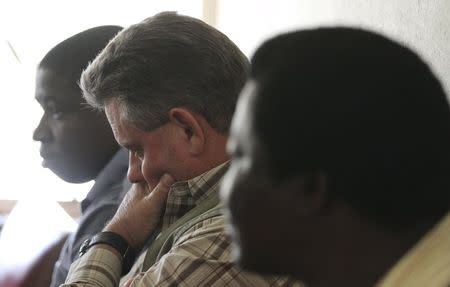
xmin=134 ymin=150 xmax=144 ymax=161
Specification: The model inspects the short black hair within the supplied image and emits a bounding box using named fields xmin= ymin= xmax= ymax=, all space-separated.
xmin=251 ymin=27 xmax=450 ymax=229
xmin=39 ymin=25 xmax=123 ymax=91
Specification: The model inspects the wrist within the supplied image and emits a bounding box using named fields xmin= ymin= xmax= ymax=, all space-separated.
xmin=79 ymin=231 xmax=137 ymax=276
xmin=94 ymin=243 xmax=122 ymax=257
xmin=104 ymin=222 xmax=137 ymax=248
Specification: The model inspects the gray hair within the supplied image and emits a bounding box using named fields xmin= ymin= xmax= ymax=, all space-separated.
xmin=80 ymin=12 xmax=249 ymax=133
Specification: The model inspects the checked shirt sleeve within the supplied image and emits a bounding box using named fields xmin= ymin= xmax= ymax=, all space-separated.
xmin=62 ymin=247 xmax=122 ymax=287
xmin=125 ymin=216 xmax=301 ymax=287
xmin=61 ymin=216 xmax=302 ymax=287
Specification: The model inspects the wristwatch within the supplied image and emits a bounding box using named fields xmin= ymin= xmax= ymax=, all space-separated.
xmin=79 ymin=231 xmax=136 ymax=275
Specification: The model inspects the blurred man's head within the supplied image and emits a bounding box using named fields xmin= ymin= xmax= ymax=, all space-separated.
xmin=222 ymin=27 xmax=450 ymax=281
xmin=81 ymin=12 xmax=249 ymax=189
xmin=33 ymin=26 xmax=122 ymax=183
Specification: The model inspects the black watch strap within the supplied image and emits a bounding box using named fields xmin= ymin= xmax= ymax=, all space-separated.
xmin=79 ymin=231 xmax=136 ymax=275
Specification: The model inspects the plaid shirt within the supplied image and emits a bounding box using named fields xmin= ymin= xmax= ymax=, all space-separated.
xmin=63 ymin=163 xmax=303 ymax=287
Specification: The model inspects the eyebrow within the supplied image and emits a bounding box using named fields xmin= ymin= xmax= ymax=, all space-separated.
xmin=122 ymin=143 xmax=142 ymax=152
xmin=35 ymin=93 xmax=50 ymax=102
xmin=35 ymin=94 xmax=56 ymax=106
xmin=109 ymin=124 xmax=133 ymax=151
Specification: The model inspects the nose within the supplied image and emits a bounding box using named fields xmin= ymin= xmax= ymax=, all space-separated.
xmin=33 ymin=115 xmax=52 ymax=142
xmin=127 ymin=152 xmax=145 ymax=183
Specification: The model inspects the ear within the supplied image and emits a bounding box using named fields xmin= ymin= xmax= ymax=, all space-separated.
xmin=280 ymin=172 xmax=329 ymax=216
xmin=168 ymin=107 xmax=205 ymax=156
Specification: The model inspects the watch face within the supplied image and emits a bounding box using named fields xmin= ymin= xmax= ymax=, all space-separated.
xmin=79 ymin=238 xmax=92 ymax=257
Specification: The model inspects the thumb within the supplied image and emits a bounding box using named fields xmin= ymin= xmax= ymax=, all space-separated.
xmin=146 ymin=174 xmax=175 ymax=203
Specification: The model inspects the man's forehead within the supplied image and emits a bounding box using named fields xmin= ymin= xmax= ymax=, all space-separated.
xmin=37 ymin=68 xmax=72 ymax=89
xmin=35 ymin=69 xmax=57 ymax=102
xmin=227 ymin=80 xmax=259 ymax=156
xmin=231 ymin=81 xmax=257 ymax=136
xmin=105 ymin=102 xmax=120 ymax=133
xmin=104 ymin=100 xmax=132 ymax=147
xmin=35 ymin=68 xmax=80 ymax=105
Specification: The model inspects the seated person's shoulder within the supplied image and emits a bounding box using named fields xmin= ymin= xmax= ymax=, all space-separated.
xmin=175 ymin=212 xmax=227 ymax=247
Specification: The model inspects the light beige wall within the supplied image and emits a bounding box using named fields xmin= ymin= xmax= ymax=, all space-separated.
xmin=217 ymin=0 xmax=450 ymax=94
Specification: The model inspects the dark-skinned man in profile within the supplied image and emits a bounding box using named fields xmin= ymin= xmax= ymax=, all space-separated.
xmin=33 ymin=26 xmax=130 ymax=287
xmin=222 ymin=27 xmax=450 ymax=287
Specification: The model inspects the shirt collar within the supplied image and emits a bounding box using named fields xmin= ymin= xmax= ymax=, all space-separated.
xmin=375 ymin=211 xmax=450 ymax=287
xmin=161 ymin=161 xmax=229 ymax=229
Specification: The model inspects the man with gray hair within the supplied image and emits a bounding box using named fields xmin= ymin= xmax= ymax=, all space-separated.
xmin=62 ymin=12 xmax=300 ymax=287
